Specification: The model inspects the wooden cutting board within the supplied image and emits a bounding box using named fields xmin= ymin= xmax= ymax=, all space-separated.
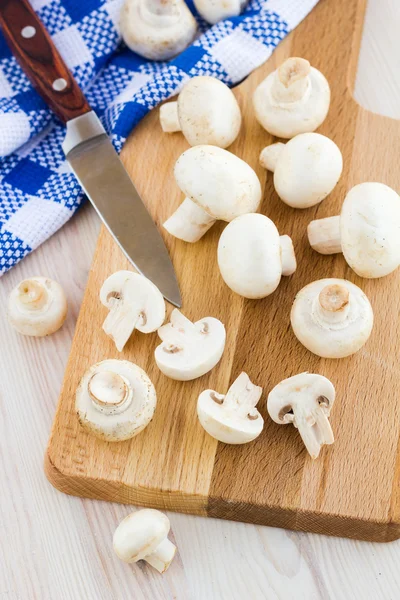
xmin=45 ymin=0 xmax=400 ymax=542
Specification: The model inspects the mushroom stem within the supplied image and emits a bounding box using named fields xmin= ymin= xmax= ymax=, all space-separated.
xmin=88 ymin=371 xmax=132 ymax=414
xmin=259 ymin=142 xmax=285 ymax=172
xmin=17 ymin=279 xmax=49 ymax=311
xmin=222 ymin=372 xmax=262 ymax=416
xmin=292 ymin=403 xmax=334 ymax=459
xmin=144 ymin=537 xmax=177 ymax=573
xmin=280 ymin=235 xmax=297 ymax=276
xmin=160 ymin=102 xmax=181 ymax=133
xmin=143 ymin=0 xmax=179 ymax=19
xmin=102 ymin=301 xmax=141 ymax=352
xmin=272 ymin=57 xmax=310 ymax=103
xmin=308 ymin=215 xmax=341 ymax=255
xmin=314 ymin=283 xmax=350 ymax=325
xmin=163 ymin=197 xmax=216 ymax=243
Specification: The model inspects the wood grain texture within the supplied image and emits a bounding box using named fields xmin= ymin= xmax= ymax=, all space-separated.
xmin=45 ymin=0 xmax=400 ymax=544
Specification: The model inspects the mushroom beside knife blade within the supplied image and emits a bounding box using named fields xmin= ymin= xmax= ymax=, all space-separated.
xmin=260 ymin=133 xmax=343 ymax=209
xmin=76 ymin=359 xmax=156 ymax=442
xmin=7 ymin=276 xmax=67 ymax=336
xmin=113 ymin=509 xmax=176 ymax=573
xmin=253 ymin=57 xmax=330 ymax=139
xmin=291 ymin=278 xmax=374 ymax=358
xmin=155 ymin=309 xmax=226 ymax=380
xmin=100 ymin=271 xmax=165 ymax=352
xmin=197 ymin=372 xmax=264 ymax=444
xmin=193 ymin=0 xmax=247 ymax=24
xmin=164 ymin=145 xmax=262 ymax=243
xmin=267 ymin=373 xmax=335 ymax=460
xmin=160 ymin=76 xmax=242 ymax=148
xmin=120 ymin=0 xmax=197 ymax=61
xmin=308 ymin=182 xmax=400 ymax=278
xmin=217 ymin=214 xmax=296 ymax=299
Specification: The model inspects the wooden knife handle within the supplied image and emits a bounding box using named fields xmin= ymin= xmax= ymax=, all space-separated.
xmin=0 ymin=0 xmax=91 ymax=123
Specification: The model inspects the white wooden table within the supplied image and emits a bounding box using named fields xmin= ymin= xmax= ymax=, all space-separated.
xmin=1 ymin=2 xmax=400 ymax=598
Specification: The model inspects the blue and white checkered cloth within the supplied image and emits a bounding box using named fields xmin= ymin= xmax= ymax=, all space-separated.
xmin=0 ymin=0 xmax=318 ymax=275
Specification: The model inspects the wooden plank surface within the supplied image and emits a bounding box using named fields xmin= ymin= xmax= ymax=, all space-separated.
xmin=2 ymin=0 xmax=400 ymax=598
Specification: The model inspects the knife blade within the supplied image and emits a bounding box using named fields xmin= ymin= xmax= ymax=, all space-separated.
xmin=0 ymin=0 xmax=181 ymax=307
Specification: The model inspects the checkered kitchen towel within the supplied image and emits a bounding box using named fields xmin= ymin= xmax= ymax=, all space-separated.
xmin=0 ymin=0 xmax=319 ymax=275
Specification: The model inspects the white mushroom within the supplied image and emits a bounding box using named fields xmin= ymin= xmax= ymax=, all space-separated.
xmin=76 ymin=359 xmax=156 ymax=442
xmin=291 ymin=278 xmax=373 ymax=358
xmin=217 ymin=213 xmax=296 ymax=299
xmin=7 ymin=276 xmax=67 ymax=337
xmin=160 ymin=76 xmax=241 ymax=148
xmin=260 ymin=133 xmax=343 ymax=208
xmin=308 ymin=182 xmax=400 ymax=278
xmin=267 ymin=372 xmax=335 ymax=459
xmin=164 ymin=145 xmax=262 ymax=243
xmin=120 ymin=0 xmax=197 ymax=61
xmin=193 ymin=0 xmax=247 ymax=24
xmin=253 ymin=57 xmax=330 ymax=139
xmin=113 ymin=509 xmax=176 ymax=573
xmin=155 ymin=309 xmax=226 ymax=380
xmin=100 ymin=271 xmax=165 ymax=352
xmin=197 ymin=372 xmax=263 ymax=444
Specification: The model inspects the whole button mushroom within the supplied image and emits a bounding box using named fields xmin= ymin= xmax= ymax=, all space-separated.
xmin=113 ymin=509 xmax=176 ymax=573
xmin=155 ymin=309 xmax=226 ymax=381
xmin=267 ymin=373 xmax=335 ymax=460
xmin=217 ymin=214 xmax=296 ymax=299
xmin=291 ymin=278 xmax=374 ymax=359
xmin=100 ymin=271 xmax=165 ymax=352
xmin=308 ymin=182 xmax=400 ymax=278
xmin=76 ymin=359 xmax=156 ymax=442
xmin=120 ymin=0 xmax=197 ymax=61
xmin=160 ymin=76 xmax=242 ymax=148
xmin=260 ymin=133 xmax=343 ymax=209
xmin=164 ymin=145 xmax=262 ymax=243
xmin=253 ymin=57 xmax=330 ymax=139
xmin=8 ymin=276 xmax=67 ymax=337
xmin=193 ymin=0 xmax=247 ymax=24
xmin=197 ymin=372 xmax=264 ymax=444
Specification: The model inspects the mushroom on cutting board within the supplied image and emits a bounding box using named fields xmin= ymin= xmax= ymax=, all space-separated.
xmin=155 ymin=309 xmax=226 ymax=380
xmin=260 ymin=133 xmax=343 ymax=208
xmin=120 ymin=0 xmax=197 ymax=61
xmin=8 ymin=277 xmax=67 ymax=336
xmin=160 ymin=76 xmax=241 ymax=148
xmin=197 ymin=372 xmax=263 ymax=444
xmin=291 ymin=278 xmax=373 ymax=358
xmin=217 ymin=213 xmax=296 ymax=299
xmin=164 ymin=145 xmax=262 ymax=243
xmin=267 ymin=373 xmax=335 ymax=460
xmin=100 ymin=271 xmax=165 ymax=352
xmin=76 ymin=359 xmax=156 ymax=442
xmin=253 ymin=57 xmax=330 ymax=138
xmin=193 ymin=0 xmax=247 ymax=24
xmin=308 ymin=182 xmax=400 ymax=278
xmin=113 ymin=509 xmax=176 ymax=573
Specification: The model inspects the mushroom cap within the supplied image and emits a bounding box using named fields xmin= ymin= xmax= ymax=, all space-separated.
xmin=193 ymin=0 xmax=246 ymax=24
xmin=253 ymin=66 xmax=330 ymax=139
xmin=176 ymin=76 xmax=241 ymax=148
xmin=100 ymin=271 xmax=165 ymax=334
xmin=291 ymin=278 xmax=374 ymax=358
xmin=113 ymin=509 xmax=170 ymax=563
xmin=76 ymin=359 xmax=156 ymax=442
xmin=272 ymin=133 xmax=343 ymax=208
xmin=7 ymin=276 xmax=67 ymax=337
xmin=174 ymin=145 xmax=262 ymax=222
xmin=340 ymin=182 xmax=400 ymax=278
xmin=217 ymin=214 xmax=282 ymax=298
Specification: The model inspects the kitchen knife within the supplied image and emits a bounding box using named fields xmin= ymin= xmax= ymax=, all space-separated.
xmin=0 ymin=0 xmax=181 ymax=307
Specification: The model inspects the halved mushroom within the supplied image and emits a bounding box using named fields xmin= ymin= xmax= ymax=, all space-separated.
xmin=113 ymin=509 xmax=176 ymax=573
xmin=197 ymin=372 xmax=263 ymax=444
xmin=260 ymin=133 xmax=343 ymax=208
xmin=76 ymin=359 xmax=156 ymax=442
xmin=291 ymin=278 xmax=374 ymax=358
xmin=120 ymin=0 xmax=197 ymax=61
xmin=160 ymin=76 xmax=241 ymax=148
xmin=7 ymin=276 xmax=67 ymax=337
xmin=253 ymin=57 xmax=330 ymax=139
xmin=217 ymin=213 xmax=296 ymax=299
xmin=193 ymin=0 xmax=247 ymax=24
xmin=267 ymin=372 xmax=335 ymax=459
xmin=308 ymin=182 xmax=400 ymax=278
xmin=100 ymin=271 xmax=165 ymax=352
xmin=164 ymin=145 xmax=262 ymax=243
xmin=155 ymin=309 xmax=226 ymax=380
